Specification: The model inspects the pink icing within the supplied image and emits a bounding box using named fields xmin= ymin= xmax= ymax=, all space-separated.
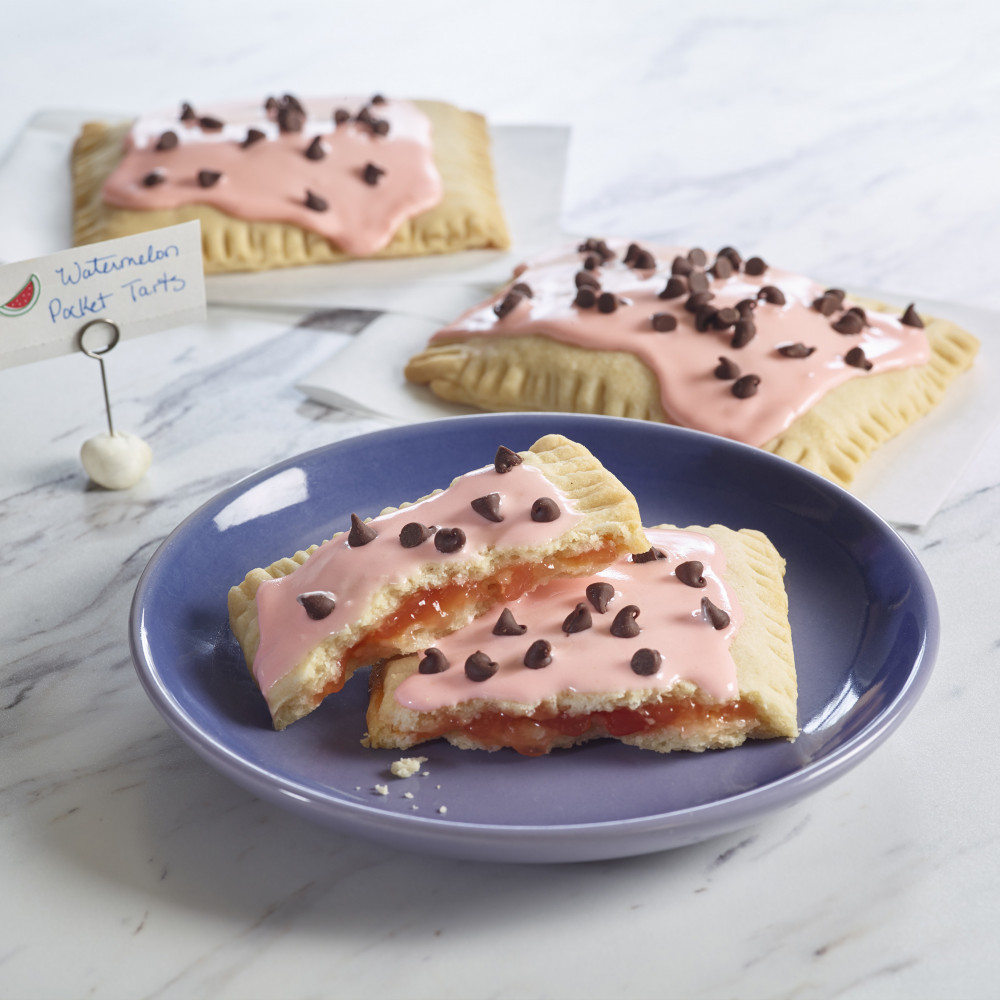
xmin=253 ymin=461 xmax=584 ymax=693
xmin=431 ymin=241 xmax=931 ymax=446
xmin=395 ymin=528 xmax=742 ymax=712
xmin=101 ymin=97 xmax=443 ymax=256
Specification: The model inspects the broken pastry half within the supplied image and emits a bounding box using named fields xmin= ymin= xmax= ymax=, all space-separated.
xmin=366 ymin=524 xmax=797 ymax=756
xmin=228 ymin=434 xmax=648 ymax=730
xmin=73 ymin=93 xmax=509 ymax=273
xmin=405 ymin=239 xmax=979 ymax=486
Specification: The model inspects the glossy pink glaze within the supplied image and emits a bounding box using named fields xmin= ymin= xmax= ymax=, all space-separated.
xmin=395 ymin=528 xmax=742 ymax=711
xmin=431 ymin=241 xmax=931 ymax=446
xmin=253 ymin=462 xmax=584 ymax=693
xmin=101 ymin=97 xmax=442 ymax=256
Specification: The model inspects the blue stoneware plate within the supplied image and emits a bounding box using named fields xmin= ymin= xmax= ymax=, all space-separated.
xmin=130 ymin=413 xmax=938 ymax=863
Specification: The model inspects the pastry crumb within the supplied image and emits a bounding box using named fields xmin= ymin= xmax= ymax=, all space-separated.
xmin=437 ymin=805 xmax=448 ymax=815
xmin=373 ymin=784 xmax=389 ymax=796
xmin=390 ymin=756 xmax=428 ymax=779
xmin=403 ymin=792 xmax=414 ymax=799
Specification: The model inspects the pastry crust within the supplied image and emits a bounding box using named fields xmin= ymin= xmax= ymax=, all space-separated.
xmin=228 ymin=434 xmax=647 ymax=729
xmin=73 ymin=100 xmax=509 ymax=273
xmin=366 ymin=524 xmax=797 ymax=754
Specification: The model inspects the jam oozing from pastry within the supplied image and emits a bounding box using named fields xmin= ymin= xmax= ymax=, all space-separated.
xmin=101 ymin=95 xmax=443 ymax=256
xmin=394 ymin=528 xmax=744 ymax=714
xmin=430 ymin=241 xmax=931 ymax=447
xmin=252 ymin=462 xmax=585 ymax=694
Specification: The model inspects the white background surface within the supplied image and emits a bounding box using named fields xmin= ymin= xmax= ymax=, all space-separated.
xmin=2 ymin=2 xmax=1000 ymax=998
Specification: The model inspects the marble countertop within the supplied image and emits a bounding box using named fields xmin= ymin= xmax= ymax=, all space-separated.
xmin=2 ymin=3 xmax=999 ymax=998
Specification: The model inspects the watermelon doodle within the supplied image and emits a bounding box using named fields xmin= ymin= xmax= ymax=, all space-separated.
xmin=0 ymin=273 xmax=40 ymax=317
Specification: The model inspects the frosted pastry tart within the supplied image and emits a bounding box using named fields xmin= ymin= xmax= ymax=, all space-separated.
xmin=73 ymin=94 xmax=509 ymax=273
xmin=366 ymin=524 xmax=797 ymax=756
xmin=228 ymin=434 xmax=647 ymax=730
xmin=405 ymin=240 xmax=979 ymax=486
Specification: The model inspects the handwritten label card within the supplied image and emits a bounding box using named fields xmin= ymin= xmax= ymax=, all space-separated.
xmin=0 ymin=221 xmax=206 ymax=369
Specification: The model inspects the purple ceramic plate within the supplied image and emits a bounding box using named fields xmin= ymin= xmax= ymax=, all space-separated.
xmin=130 ymin=414 xmax=938 ymax=863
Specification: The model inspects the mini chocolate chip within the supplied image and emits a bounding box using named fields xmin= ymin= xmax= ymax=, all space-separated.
xmin=305 ymin=136 xmax=325 ymax=160
xmin=419 ymin=648 xmax=449 ymax=674
xmin=348 ymin=513 xmax=377 ymax=546
xmin=333 ymin=108 xmax=351 ymax=125
xmin=276 ymin=107 xmax=304 ymax=133
xmin=812 ymin=293 xmax=840 ymax=316
xmin=651 ymin=312 xmax=678 ymax=332
xmin=471 ymin=493 xmax=503 ymax=522
xmin=562 ymin=602 xmax=593 ymax=634
xmin=632 ymin=546 xmax=667 ymax=563
xmin=583 ymin=253 xmax=601 ymax=271
xmin=575 ymin=269 xmax=601 ymax=289
xmin=709 ymin=255 xmax=734 ymax=280
xmin=778 ymin=342 xmax=816 ymax=358
xmin=493 ymin=608 xmax=527 ymax=636
xmin=371 ymin=118 xmax=390 ymax=136
xmin=574 ymin=288 xmax=597 ymax=309
xmin=523 ymin=639 xmax=552 ymax=669
xmin=672 ymin=255 xmax=694 ymax=276
xmin=434 ymin=527 xmax=466 ymax=553
xmin=586 ymin=581 xmax=615 ymax=613
xmin=199 ymin=116 xmax=224 ymax=131
xmin=688 ymin=247 xmax=708 ymax=266
xmin=197 ymin=169 xmax=222 ymax=188
xmin=610 ymin=605 xmax=641 ymax=638
xmin=630 ymin=648 xmax=662 ymax=676
xmin=701 ymin=596 xmax=730 ymax=630
xmin=597 ymin=292 xmax=619 ymax=313
xmin=825 ymin=288 xmax=846 ymax=304
xmin=305 ymin=190 xmax=328 ymax=211
xmin=832 ymin=312 xmax=863 ymax=335
xmin=362 ymin=162 xmax=385 ymax=185
xmin=712 ymin=306 xmax=739 ymax=330
xmin=718 ymin=246 xmax=743 ymax=269
xmin=675 ymin=560 xmax=706 ymax=588
xmin=844 ymin=346 xmax=873 ymax=370
xmin=687 ymin=271 xmax=710 ymax=294
xmin=901 ymin=303 xmax=924 ymax=328
xmin=694 ymin=305 xmax=718 ymax=332
xmin=494 ymin=290 xmax=524 ymax=319
xmin=465 ymin=651 xmax=499 ymax=682
xmin=356 ymin=106 xmax=374 ymax=124
xmin=632 ymin=249 xmax=657 ymax=270
xmin=759 ymin=285 xmax=786 ymax=305
xmin=282 ymin=94 xmax=305 ymax=113
xmin=494 ymin=445 xmax=522 ymax=473
xmin=297 ymin=590 xmax=336 ymax=620
xmin=141 ymin=172 xmax=165 ymax=187
xmin=623 ymin=242 xmax=641 ymax=265
xmin=659 ymin=276 xmax=688 ymax=299
xmin=242 ymin=128 xmax=266 ymax=148
xmin=744 ymin=256 xmax=767 ymax=276
xmin=264 ymin=96 xmax=279 ymax=114
xmin=685 ymin=291 xmax=715 ymax=313
xmin=399 ymin=522 xmax=434 ymax=547
xmin=732 ymin=374 xmax=761 ymax=398
xmin=371 ymin=93 xmax=387 ymax=105
xmin=531 ymin=497 xmax=561 ymax=522
xmin=736 ymin=298 xmax=757 ymax=317
xmin=731 ymin=318 xmax=757 ymax=348
xmin=155 ymin=131 xmax=178 ymax=151
xmin=180 ymin=102 xmax=197 ymax=122
xmin=714 ymin=356 xmax=741 ymax=380
xmin=846 ymin=306 xmax=868 ymax=326
xmin=511 ymin=282 xmax=533 ymax=298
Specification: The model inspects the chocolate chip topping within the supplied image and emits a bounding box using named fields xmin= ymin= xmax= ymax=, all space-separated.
xmin=494 ymin=445 xmax=522 ymax=473
xmin=471 ymin=492 xmax=503 ymax=522
xmin=523 ymin=639 xmax=552 ymax=669
xmin=333 ymin=108 xmax=351 ymax=125
xmin=597 ymin=292 xmax=619 ymax=314
xmin=197 ymin=169 xmax=222 ymax=188
xmin=688 ymin=247 xmax=708 ymax=266
xmin=712 ymin=307 xmax=740 ymax=331
xmin=304 ymin=189 xmax=328 ymax=212
xmin=659 ymin=276 xmax=688 ymax=300
xmin=685 ymin=291 xmax=715 ymax=313
xmin=812 ymin=293 xmax=840 ymax=316
xmin=694 ymin=305 xmax=719 ymax=332
xmin=348 ymin=513 xmax=377 ymax=546
xmin=778 ymin=342 xmax=816 ymax=358
xmin=632 ymin=546 xmax=667 ymax=563
xmin=362 ymin=162 xmax=386 ymax=185
xmin=297 ymin=590 xmax=336 ymax=620
xmin=199 ymin=116 xmax=224 ymax=131
xmin=630 ymin=648 xmax=662 ymax=676
xmin=758 ymin=285 xmax=786 ymax=305
xmin=687 ymin=271 xmax=710 ymax=294
xmin=671 ymin=255 xmax=694 ymax=276
xmin=399 ymin=521 xmax=435 ymax=548
xmin=577 ymin=237 xmax=615 ymax=261
xmin=371 ymin=93 xmax=387 ymax=105
xmin=844 ymin=346 xmax=873 ymax=370
xmin=709 ymin=255 xmax=734 ymax=280
xmin=305 ymin=136 xmax=326 ymax=160
xmin=180 ymin=102 xmax=197 ymax=122
xmin=575 ymin=269 xmax=601 ymax=289
xmin=846 ymin=306 xmax=868 ymax=326
xmin=282 ymin=93 xmax=305 ymax=113
xmin=651 ymin=313 xmax=678 ymax=332
xmin=356 ymin=105 xmax=374 ymax=125
xmin=586 ymin=581 xmax=615 ymax=613
xmin=493 ymin=290 xmax=525 ymax=319
xmin=714 ymin=356 xmax=741 ymax=380
xmin=562 ymin=602 xmax=593 ymax=634
xmin=701 ymin=596 xmax=731 ymax=630
xmin=371 ymin=119 xmax=390 ymax=136
xmin=623 ymin=242 xmax=641 ymax=265
xmin=736 ymin=298 xmax=757 ymax=317
xmin=610 ymin=605 xmax=641 ymax=638
xmin=675 ymin=560 xmax=707 ymax=588
xmin=632 ymin=248 xmax=657 ymax=270
xmin=242 ymin=128 xmax=266 ymax=148
xmin=155 ymin=131 xmax=178 ymax=151
xmin=732 ymin=374 xmax=761 ymax=398
xmin=729 ymin=317 xmax=756 ymax=348
xmin=493 ymin=608 xmax=527 ymax=636
xmin=419 ymin=648 xmax=450 ymax=674
xmin=718 ymin=246 xmax=743 ymax=270
xmin=825 ymin=288 xmax=847 ymax=304
xmin=583 ymin=253 xmax=601 ymax=271
xmin=901 ymin=303 xmax=925 ymax=328
xmin=574 ymin=287 xmax=597 ymax=309
xmin=434 ymin=527 xmax=466 ymax=553
xmin=264 ymin=96 xmax=279 ymax=114
xmin=832 ymin=312 xmax=863 ymax=335
xmin=465 ymin=651 xmax=499 ymax=682
xmin=744 ymin=256 xmax=767 ymax=276
xmin=277 ymin=107 xmax=305 ymax=133
xmin=530 ymin=497 xmax=561 ymax=522
xmin=141 ymin=172 xmax=165 ymax=187
xmin=511 ymin=282 xmax=533 ymax=298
